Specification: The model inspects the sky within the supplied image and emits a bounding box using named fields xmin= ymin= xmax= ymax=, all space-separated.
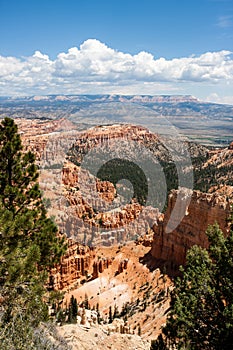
xmin=0 ymin=0 xmax=233 ymax=104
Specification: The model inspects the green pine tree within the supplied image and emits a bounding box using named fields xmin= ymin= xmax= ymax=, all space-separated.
xmin=150 ymin=335 xmax=167 ymax=350
xmin=113 ymin=304 xmax=120 ymax=319
xmin=0 ymin=117 xmax=66 ymax=268
xmin=0 ymin=117 xmax=67 ymax=349
xmin=109 ymin=306 xmax=113 ymax=323
xmin=68 ymin=295 xmax=78 ymax=323
xmin=96 ymin=302 xmax=101 ymax=324
xmin=84 ymin=293 xmax=89 ymax=309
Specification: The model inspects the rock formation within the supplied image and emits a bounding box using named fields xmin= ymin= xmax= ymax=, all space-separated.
xmin=80 ymin=308 xmax=87 ymax=325
xmin=151 ymin=188 xmax=232 ymax=270
xmin=92 ymin=257 xmax=112 ymax=279
xmin=18 ymin=120 xmax=163 ymax=245
xmin=16 ymin=118 xmax=233 ymax=270
xmin=48 ymin=238 xmax=95 ymax=290
xmin=203 ymin=144 xmax=233 ymax=170
xmin=117 ymin=259 xmax=129 ymax=274
xmin=48 ymin=237 xmax=115 ymax=290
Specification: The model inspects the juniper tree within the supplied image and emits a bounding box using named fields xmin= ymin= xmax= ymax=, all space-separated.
xmin=0 ymin=117 xmax=67 ymax=348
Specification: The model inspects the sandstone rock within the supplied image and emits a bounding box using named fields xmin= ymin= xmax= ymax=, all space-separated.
xmin=92 ymin=258 xmax=112 ymax=279
xmin=80 ymin=308 xmax=87 ymax=325
xmin=48 ymin=238 xmax=95 ymax=290
xmin=49 ymin=238 xmax=114 ymax=291
xmin=16 ymin=119 xmax=182 ymax=245
xmin=117 ymin=259 xmax=129 ymax=274
xmin=151 ymin=188 xmax=232 ymax=270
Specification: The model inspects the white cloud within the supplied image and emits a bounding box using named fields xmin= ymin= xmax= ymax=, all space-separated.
xmin=217 ymin=15 xmax=233 ymax=28
xmin=205 ymin=92 xmax=233 ymax=105
xmin=0 ymin=39 xmax=233 ymax=100
xmin=0 ymin=56 xmax=23 ymax=77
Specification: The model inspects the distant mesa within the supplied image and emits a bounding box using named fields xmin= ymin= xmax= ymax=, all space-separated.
xmin=1 ymin=94 xmax=199 ymax=103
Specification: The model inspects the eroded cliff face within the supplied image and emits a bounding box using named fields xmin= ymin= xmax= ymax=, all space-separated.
xmin=34 ymin=122 xmax=163 ymax=246
xmin=16 ymin=118 xmax=233 ymax=263
xmin=48 ymin=239 xmax=94 ymax=290
xmin=151 ymin=188 xmax=232 ymax=270
xmin=49 ymin=238 xmax=112 ymax=291
xmin=204 ymin=146 xmax=233 ymax=171
xmin=16 ymin=118 xmax=212 ymax=247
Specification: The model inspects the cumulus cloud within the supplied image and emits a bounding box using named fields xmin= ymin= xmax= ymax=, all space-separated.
xmin=0 ymin=39 xmax=233 ymax=97
xmin=205 ymin=92 xmax=233 ymax=105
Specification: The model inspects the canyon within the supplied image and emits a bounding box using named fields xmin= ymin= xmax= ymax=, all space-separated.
xmin=6 ymin=117 xmax=232 ymax=343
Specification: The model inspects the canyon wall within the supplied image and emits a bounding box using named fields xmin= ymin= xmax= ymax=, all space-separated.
xmin=151 ymin=188 xmax=232 ymax=270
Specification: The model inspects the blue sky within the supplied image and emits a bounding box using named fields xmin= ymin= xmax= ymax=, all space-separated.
xmin=0 ymin=0 xmax=233 ymax=103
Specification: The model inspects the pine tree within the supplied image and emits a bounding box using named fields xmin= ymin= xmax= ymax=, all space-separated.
xmin=71 ymin=295 xmax=78 ymax=319
xmin=113 ymin=304 xmax=120 ymax=319
xmin=84 ymin=293 xmax=89 ymax=309
xmin=96 ymin=302 xmax=101 ymax=324
xmin=0 ymin=117 xmax=66 ymax=268
xmin=68 ymin=295 xmax=78 ymax=323
xmin=0 ymin=117 xmax=67 ymax=348
xmin=109 ymin=306 xmax=113 ymax=323
xmin=150 ymin=335 xmax=167 ymax=350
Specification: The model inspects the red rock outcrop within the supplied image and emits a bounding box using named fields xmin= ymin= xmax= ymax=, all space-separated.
xmin=92 ymin=257 xmax=112 ymax=279
xmin=62 ymin=162 xmax=116 ymax=202
xmin=151 ymin=188 xmax=232 ymax=270
xmin=95 ymin=179 xmax=116 ymax=202
xmin=203 ymin=145 xmax=233 ymax=169
xmin=117 ymin=259 xmax=129 ymax=274
xmin=48 ymin=238 xmax=95 ymax=290
xmin=62 ymin=162 xmax=79 ymax=187
xmin=49 ymin=238 xmax=115 ymax=290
